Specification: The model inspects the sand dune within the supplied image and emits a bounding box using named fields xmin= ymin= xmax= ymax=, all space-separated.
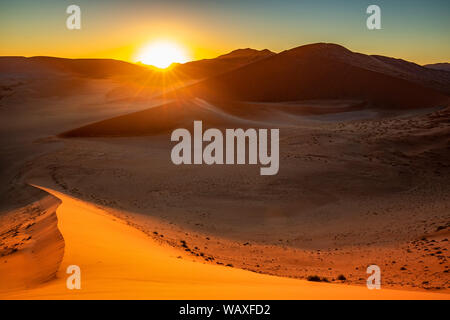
xmin=0 ymin=50 xmax=277 ymax=105
xmin=1 ymin=44 xmax=449 ymax=298
xmin=0 ymin=56 xmax=149 ymax=79
xmin=59 ymin=97 xmax=377 ymax=138
xmin=1 ymin=185 xmax=448 ymax=300
xmin=172 ymin=48 xmax=275 ymax=79
xmin=369 ymin=56 xmax=450 ymax=95
xmin=170 ymin=43 xmax=449 ymax=109
xmin=425 ymin=63 xmax=450 ymax=73
xmin=6 ymin=44 xmax=447 ymax=113
xmin=59 ymin=99 xmax=258 ymax=138
xmin=0 ymin=48 xmax=274 ymax=86
xmin=0 ymin=195 xmax=63 ymax=292
xmin=40 ymin=105 xmax=449 ymax=292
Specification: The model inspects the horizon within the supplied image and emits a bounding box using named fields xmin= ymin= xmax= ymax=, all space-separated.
xmin=1 ymin=1 xmax=449 ymax=65
xmin=1 ymin=0 xmax=450 ymax=303
xmin=3 ymin=42 xmax=449 ymax=67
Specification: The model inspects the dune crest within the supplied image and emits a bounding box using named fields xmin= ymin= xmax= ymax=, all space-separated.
xmin=2 ymin=185 xmax=448 ymax=300
xmin=0 ymin=195 xmax=64 ymax=292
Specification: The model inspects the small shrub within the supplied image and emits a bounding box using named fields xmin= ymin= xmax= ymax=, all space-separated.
xmin=307 ymin=275 xmax=321 ymax=282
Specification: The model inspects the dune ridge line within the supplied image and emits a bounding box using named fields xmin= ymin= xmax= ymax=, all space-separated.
xmin=2 ymin=185 xmax=448 ymax=300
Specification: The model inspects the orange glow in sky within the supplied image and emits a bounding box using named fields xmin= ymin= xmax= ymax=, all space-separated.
xmin=0 ymin=1 xmax=449 ymax=65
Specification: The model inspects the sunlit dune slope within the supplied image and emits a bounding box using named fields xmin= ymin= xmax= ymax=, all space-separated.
xmin=2 ymin=186 xmax=448 ymax=300
xmin=0 ymin=196 xmax=64 ymax=292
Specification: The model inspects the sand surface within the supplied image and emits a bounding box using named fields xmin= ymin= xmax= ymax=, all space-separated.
xmin=1 ymin=185 xmax=448 ymax=300
xmin=0 ymin=195 xmax=63 ymax=291
xmin=22 ymin=104 xmax=449 ymax=292
xmin=1 ymin=50 xmax=449 ymax=298
xmin=1 ymin=100 xmax=448 ymax=293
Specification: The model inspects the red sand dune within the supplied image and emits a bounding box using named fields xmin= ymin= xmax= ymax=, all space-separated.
xmin=2 ymin=185 xmax=448 ymax=300
xmin=425 ymin=63 xmax=450 ymax=73
xmin=59 ymin=44 xmax=450 ymax=138
xmin=0 ymin=48 xmax=274 ymax=83
xmin=0 ymin=56 xmax=148 ymax=79
xmin=172 ymin=48 xmax=275 ymax=79
xmin=170 ymin=43 xmax=448 ymax=109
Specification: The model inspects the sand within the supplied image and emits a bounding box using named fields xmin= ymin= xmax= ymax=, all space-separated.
xmin=1 ymin=185 xmax=448 ymax=300
xmin=1 ymin=48 xmax=449 ymax=299
xmin=0 ymin=195 xmax=63 ymax=291
xmin=23 ymin=103 xmax=448 ymax=292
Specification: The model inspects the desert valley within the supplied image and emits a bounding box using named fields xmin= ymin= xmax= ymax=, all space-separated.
xmin=0 ymin=43 xmax=449 ymax=299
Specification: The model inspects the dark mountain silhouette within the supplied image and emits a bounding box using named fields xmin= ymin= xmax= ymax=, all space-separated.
xmin=170 ymin=43 xmax=449 ymax=109
xmin=424 ymin=63 xmax=450 ymax=73
xmin=215 ymin=48 xmax=275 ymax=60
xmin=0 ymin=48 xmax=275 ymax=83
xmin=59 ymin=43 xmax=450 ymax=138
xmin=0 ymin=56 xmax=149 ymax=79
xmin=366 ymin=56 xmax=450 ymax=95
xmin=2 ymin=43 xmax=449 ymax=113
xmin=170 ymin=48 xmax=275 ymax=79
xmin=0 ymin=56 xmax=164 ymax=99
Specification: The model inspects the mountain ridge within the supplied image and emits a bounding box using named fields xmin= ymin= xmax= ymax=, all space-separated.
xmin=166 ymin=43 xmax=449 ymax=109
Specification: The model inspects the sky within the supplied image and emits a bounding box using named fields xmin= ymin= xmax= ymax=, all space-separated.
xmin=0 ymin=0 xmax=449 ymax=64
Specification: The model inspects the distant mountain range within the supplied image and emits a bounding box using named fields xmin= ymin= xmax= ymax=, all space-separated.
xmin=0 ymin=56 xmax=146 ymax=78
xmin=424 ymin=63 xmax=450 ymax=72
xmin=167 ymin=43 xmax=450 ymax=109
xmin=171 ymin=48 xmax=275 ymax=79
xmin=1 ymin=43 xmax=449 ymax=110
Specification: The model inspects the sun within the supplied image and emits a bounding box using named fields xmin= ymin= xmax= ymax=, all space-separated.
xmin=136 ymin=40 xmax=189 ymax=69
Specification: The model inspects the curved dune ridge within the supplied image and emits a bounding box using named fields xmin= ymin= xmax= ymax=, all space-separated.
xmin=59 ymin=98 xmax=285 ymax=138
xmin=59 ymin=99 xmax=245 ymax=137
xmin=0 ymin=195 xmax=64 ymax=292
xmin=58 ymin=98 xmax=375 ymax=138
xmin=1 ymin=185 xmax=449 ymax=300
